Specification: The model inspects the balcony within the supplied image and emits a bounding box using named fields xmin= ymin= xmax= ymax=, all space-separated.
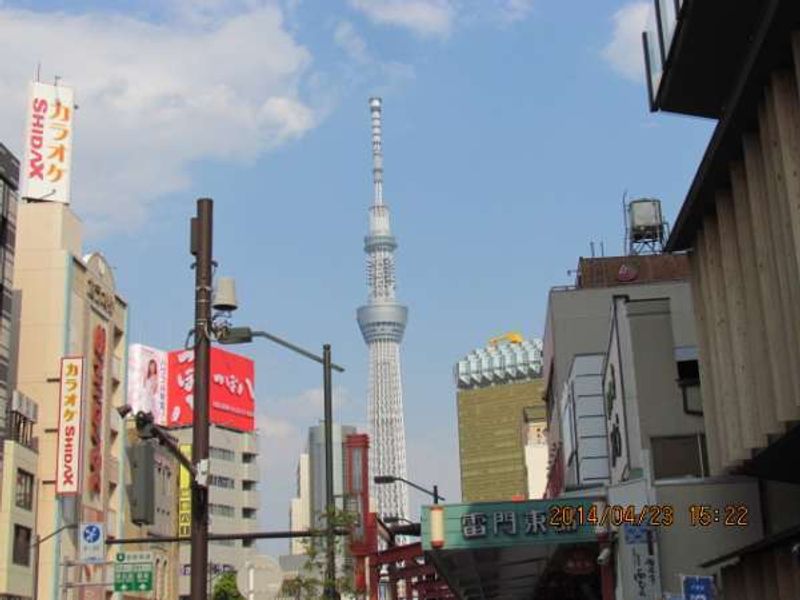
xmin=643 ymin=0 xmax=764 ymax=118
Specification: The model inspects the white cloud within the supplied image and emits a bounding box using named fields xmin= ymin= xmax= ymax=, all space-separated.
xmin=334 ymin=20 xmax=370 ymax=64
xmin=0 ymin=4 xmax=317 ymax=234
xmin=495 ymin=0 xmax=535 ymax=23
xmin=348 ymin=0 xmax=455 ymax=37
xmin=602 ymin=2 xmax=651 ymax=82
xmin=347 ymin=0 xmax=535 ymax=36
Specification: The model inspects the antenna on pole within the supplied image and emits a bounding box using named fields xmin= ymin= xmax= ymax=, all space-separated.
xmin=369 ymin=97 xmax=383 ymax=206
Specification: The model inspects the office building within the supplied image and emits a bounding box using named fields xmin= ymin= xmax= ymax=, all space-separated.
xmin=14 ymin=201 xmax=129 ymax=599
xmin=308 ymin=423 xmax=356 ymax=528
xmin=643 ymin=1 xmax=800 ymax=594
xmin=541 ymin=253 xmax=691 ymax=497
xmin=603 ymin=295 xmax=760 ymax=598
xmin=455 ymin=334 xmax=544 ymax=502
xmin=0 ymin=144 xmax=18 ymax=436
xmin=173 ymin=424 xmax=259 ymax=597
xmin=0 ymin=144 xmax=41 ymax=600
xmin=289 ymin=453 xmax=310 ymax=555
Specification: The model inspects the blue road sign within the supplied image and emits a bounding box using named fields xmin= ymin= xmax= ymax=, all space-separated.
xmin=682 ymin=575 xmax=715 ymax=600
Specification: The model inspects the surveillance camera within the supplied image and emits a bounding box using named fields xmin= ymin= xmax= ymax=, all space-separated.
xmin=597 ymin=547 xmax=612 ymax=566
xmin=116 ymin=404 xmax=133 ymax=419
xmin=791 ymin=542 xmax=800 ymax=556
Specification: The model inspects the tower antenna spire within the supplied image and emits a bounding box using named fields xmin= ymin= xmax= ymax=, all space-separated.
xmin=370 ymin=97 xmax=383 ymax=206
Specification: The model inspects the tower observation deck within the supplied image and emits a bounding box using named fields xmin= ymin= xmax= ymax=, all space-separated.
xmin=357 ymin=97 xmax=409 ymax=520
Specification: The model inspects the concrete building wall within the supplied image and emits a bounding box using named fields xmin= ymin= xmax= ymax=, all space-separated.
xmin=559 ymin=354 xmax=609 ymax=490
xmin=685 ymin=59 xmax=800 ymax=475
xmin=604 ymin=293 xmax=704 ymax=485
xmin=654 ymin=479 xmax=763 ymax=596
xmin=457 ymin=379 xmax=544 ymax=502
xmin=308 ymin=424 xmax=354 ymax=527
xmin=0 ymin=440 xmax=37 ymax=598
xmin=14 ymin=202 xmax=128 ymax=600
xmin=289 ymin=453 xmax=310 ymax=555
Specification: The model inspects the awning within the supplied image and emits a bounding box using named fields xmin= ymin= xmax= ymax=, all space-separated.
xmin=421 ymin=497 xmax=607 ymax=600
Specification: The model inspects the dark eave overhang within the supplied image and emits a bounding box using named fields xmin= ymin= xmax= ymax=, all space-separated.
xmin=651 ymin=0 xmax=763 ymax=118
xmin=666 ymin=0 xmax=800 ymax=251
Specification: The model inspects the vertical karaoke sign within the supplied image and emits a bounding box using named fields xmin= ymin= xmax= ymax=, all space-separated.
xmin=22 ymin=81 xmax=74 ymax=203
xmin=56 ymin=357 xmax=84 ymax=495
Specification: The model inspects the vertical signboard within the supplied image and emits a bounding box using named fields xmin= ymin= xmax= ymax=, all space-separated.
xmin=56 ymin=357 xmax=84 ymax=495
xmin=87 ymin=323 xmax=107 ymax=497
xmin=127 ymin=344 xmax=168 ymax=425
xmin=605 ymin=302 xmax=629 ymax=485
xmin=22 ymin=81 xmax=74 ymax=203
xmin=167 ymin=347 xmax=255 ymax=431
xmin=178 ymin=444 xmax=192 ymax=537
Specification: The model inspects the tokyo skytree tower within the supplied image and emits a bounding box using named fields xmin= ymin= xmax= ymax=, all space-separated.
xmin=357 ymin=98 xmax=410 ymax=519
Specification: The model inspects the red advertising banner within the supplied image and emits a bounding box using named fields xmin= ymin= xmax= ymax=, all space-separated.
xmin=166 ymin=347 xmax=255 ymax=431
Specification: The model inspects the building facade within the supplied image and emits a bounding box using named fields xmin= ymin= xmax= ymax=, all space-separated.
xmin=0 ymin=144 xmax=41 ymax=600
xmin=14 ymin=201 xmax=128 ymax=599
xmin=557 ymin=354 xmax=609 ymax=492
xmin=644 ymin=1 xmax=800 ymax=594
xmin=0 ymin=144 xmax=18 ymax=436
xmin=308 ymin=423 xmax=356 ymax=528
xmin=289 ymin=452 xmax=310 ymax=555
xmin=173 ymin=424 xmax=259 ymax=598
xmin=455 ymin=335 xmax=544 ymax=503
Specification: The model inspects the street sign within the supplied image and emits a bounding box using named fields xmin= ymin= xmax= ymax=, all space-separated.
xmin=114 ymin=551 xmax=154 ymax=592
xmin=681 ymin=575 xmax=715 ymax=600
xmin=79 ymin=522 xmax=104 ymax=564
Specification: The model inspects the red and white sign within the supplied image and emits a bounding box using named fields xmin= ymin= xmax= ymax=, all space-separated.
xmin=87 ymin=325 xmax=107 ymax=496
xmin=56 ymin=357 xmax=84 ymax=495
xmin=167 ymin=347 xmax=255 ymax=431
xmin=22 ymin=81 xmax=74 ymax=203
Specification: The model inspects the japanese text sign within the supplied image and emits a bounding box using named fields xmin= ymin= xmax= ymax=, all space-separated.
xmin=56 ymin=357 xmax=84 ymax=495
xmin=422 ymin=499 xmax=601 ymax=551
xmin=22 ymin=81 xmax=74 ymax=203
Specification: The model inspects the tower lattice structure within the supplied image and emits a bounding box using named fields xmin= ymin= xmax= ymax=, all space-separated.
xmin=357 ymin=97 xmax=410 ymax=520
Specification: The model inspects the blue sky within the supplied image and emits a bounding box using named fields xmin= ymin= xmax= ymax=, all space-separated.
xmin=0 ymin=0 xmax=714 ymax=554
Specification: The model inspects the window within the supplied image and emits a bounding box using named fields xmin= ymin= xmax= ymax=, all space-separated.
xmin=677 ymin=360 xmax=702 ymax=416
xmin=242 ymin=452 xmax=257 ymax=464
xmin=15 ymin=470 xmax=34 ymax=510
xmin=208 ymin=503 xmax=235 ymax=518
xmin=209 ymin=475 xmax=235 ymax=489
xmin=12 ymin=525 xmax=31 ymax=566
xmin=242 ymin=480 xmax=257 ymax=491
xmin=209 ymin=447 xmax=235 ymax=462
xmin=243 ymin=508 xmax=257 ymax=520
xmin=651 ymin=434 xmax=708 ymax=479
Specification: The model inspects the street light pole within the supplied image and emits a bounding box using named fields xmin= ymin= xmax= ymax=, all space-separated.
xmin=31 ymin=524 xmax=77 ymax=600
xmin=190 ymin=198 xmax=213 ymax=600
xmin=217 ymin=327 xmax=344 ymax=598
xmin=322 ymin=344 xmax=337 ymax=599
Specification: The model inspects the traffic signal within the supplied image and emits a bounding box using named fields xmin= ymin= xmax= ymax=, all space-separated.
xmin=129 ymin=442 xmax=155 ymax=525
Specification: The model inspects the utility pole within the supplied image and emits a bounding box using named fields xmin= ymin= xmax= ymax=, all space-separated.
xmin=323 ymin=344 xmax=338 ymax=599
xmin=190 ymin=198 xmax=213 ymax=600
